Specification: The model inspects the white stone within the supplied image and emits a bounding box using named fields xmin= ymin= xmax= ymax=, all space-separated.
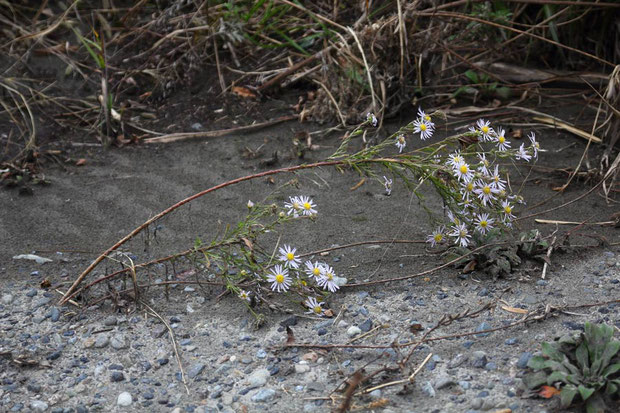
xmin=117 ymin=392 xmax=133 ymax=406
xmin=1 ymin=294 xmax=13 ymax=304
xmin=30 ymin=400 xmax=48 ymax=411
xmin=337 ymin=320 xmax=349 ymax=328
xmin=248 ymin=368 xmax=270 ymax=386
xmin=295 ymin=361 xmax=310 ymax=374
xmin=346 ymin=326 xmax=362 ymax=337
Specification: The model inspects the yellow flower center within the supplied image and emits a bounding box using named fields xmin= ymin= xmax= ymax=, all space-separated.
xmin=466 ymin=183 xmax=474 ymax=191
xmin=420 ymin=123 xmax=427 ymax=131
xmin=326 ymin=272 xmax=333 ymax=280
xmin=313 ymin=306 xmax=322 ymax=314
xmin=303 ymin=202 xmax=311 ymax=210
xmin=292 ymin=202 xmax=300 ymax=209
xmin=313 ymin=267 xmax=321 ymax=276
xmin=494 ymin=176 xmax=499 ymax=182
xmin=459 ymin=165 xmax=468 ymax=174
xmin=482 ymin=126 xmax=489 ymax=134
xmin=480 ymin=221 xmax=487 ymax=227
xmin=399 ymin=136 xmax=405 ymax=143
xmin=499 ymin=136 xmax=505 ymax=144
xmin=459 ymin=230 xmax=467 ymax=237
xmin=286 ymin=252 xmax=295 ymax=261
xmin=504 ymin=205 xmax=512 ymax=214
xmin=275 ymin=274 xmax=284 ymax=283
xmin=483 ymin=186 xmax=491 ymax=195
xmin=434 ymin=233 xmax=442 ymax=242
xmin=424 ymin=115 xmax=431 ymax=121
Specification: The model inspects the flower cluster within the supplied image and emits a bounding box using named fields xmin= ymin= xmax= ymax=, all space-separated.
xmin=394 ymin=107 xmax=436 ymax=153
xmin=284 ymin=195 xmax=317 ymax=218
xmin=422 ymin=116 xmax=540 ymax=249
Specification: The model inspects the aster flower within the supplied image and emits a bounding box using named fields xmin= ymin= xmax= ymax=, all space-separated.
xmin=477 ymin=153 xmax=491 ymax=176
xmin=446 ymin=209 xmax=460 ymax=226
xmin=317 ymin=265 xmax=339 ymax=293
xmin=304 ymin=260 xmax=324 ymax=281
xmin=298 ymin=195 xmax=317 ymax=216
xmin=238 ymin=290 xmax=251 ymax=302
xmin=413 ymin=118 xmax=434 ymax=140
xmin=489 ymin=165 xmax=506 ymax=191
xmin=494 ymin=127 xmax=511 ymax=151
xmin=501 ymin=200 xmax=515 ymax=221
xmin=476 ymin=119 xmax=494 ymax=142
xmin=284 ymin=196 xmax=302 ymax=217
xmin=366 ymin=112 xmax=378 ymax=127
xmin=449 ymin=222 xmax=471 ymax=247
xmin=528 ymin=132 xmax=539 ymax=159
xmin=474 ymin=180 xmax=499 ymax=206
xmin=473 ymin=213 xmax=494 ymax=235
xmin=417 ymin=107 xmax=436 ymax=129
xmin=247 ymin=200 xmax=254 ymax=209
xmin=515 ymin=143 xmax=532 ymax=161
xmin=383 ymin=176 xmax=393 ymax=196
xmin=266 ymin=265 xmax=291 ymax=292
xmin=446 ymin=151 xmax=464 ymax=169
xmin=304 ymin=297 xmax=324 ymax=317
xmin=395 ymin=134 xmax=407 ymax=153
xmin=278 ymin=245 xmax=301 ymax=269
xmin=454 ymin=161 xmax=474 ymax=183
xmin=460 ymin=180 xmax=476 ymax=201
xmin=426 ymin=226 xmax=445 ymax=247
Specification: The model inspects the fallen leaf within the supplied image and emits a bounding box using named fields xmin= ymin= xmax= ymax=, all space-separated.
xmin=302 ymin=351 xmax=318 ymax=362
xmin=409 ymin=323 xmax=423 ymax=334
xmin=539 ymin=385 xmax=560 ymax=398
xmin=232 ymin=86 xmax=256 ymax=98
xmin=286 ymin=326 xmax=295 ymax=345
xmin=75 ymin=158 xmax=87 ymax=166
xmin=423 ymin=277 xmax=430 ymax=282
xmin=511 ymin=129 xmax=523 ymax=139
xmin=501 ymin=305 xmax=528 ymax=314
xmin=323 ymin=309 xmax=334 ymax=317
xmin=40 ymin=279 xmax=51 ymax=289
xmin=462 ymin=260 xmax=477 ymax=273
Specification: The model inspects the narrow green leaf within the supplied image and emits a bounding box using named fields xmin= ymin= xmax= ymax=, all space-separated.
xmin=575 ymin=341 xmax=590 ymax=370
xmin=464 ymin=70 xmax=479 ymax=84
xmin=542 ymin=341 xmax=566 ymax=363
xmin=602 ymin=363 xmax=620 ymax=378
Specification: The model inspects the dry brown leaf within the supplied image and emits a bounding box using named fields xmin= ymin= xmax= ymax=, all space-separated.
xmin=40 ymin=279 xmax=51 ymax=288
xmin=286 ymin=326 xmax=295 ymax=345
xmin=323 ymin=309 xmax=334 ymax=317
xmin=302 ymin=351 xmax=318 ymax=362
xmin=75 ymin=158 xmax=87 ymax=166
xmin=232 ymin=86 xmax=257 ymax=98
xmin=501 ymin=305 xmax=528 ymax=315
xmin=463 ymin=260 xmax=477 ymax=273
xmin=539 ymin=385 xmax=560 ymax=398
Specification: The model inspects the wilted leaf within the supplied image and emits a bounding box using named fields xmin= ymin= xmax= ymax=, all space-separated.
xmin=75 ymin=158 xmax=87 ymax=166
xmin=462 ymin=260 xmax=477 ymax=273
xmin=501 ymin=305 xmax=528 ymax=315
xmin=560 ymin=384 xmax=578 ymax=407
xmin=539 ymin=385 xmax=561 ymax=398
xmin=232 ymin=86 xmax=257 ymax=98
xmin=286 ymin=326 xmax=295 ymax=345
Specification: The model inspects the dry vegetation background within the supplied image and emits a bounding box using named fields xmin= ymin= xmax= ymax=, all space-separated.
xmin=1 ymin=0 xmax=619 ymax=185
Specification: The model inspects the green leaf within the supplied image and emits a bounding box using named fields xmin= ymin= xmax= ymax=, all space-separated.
xmin=578 ymin=384 xmax=595 ymax=401
xmin=602 ymin=363 xmax=620 ymax=378
xmin=464 ymin=70 xmax=479 ymax=84
xmin=560 ymin=384 xmax=578 ymax=407
xmin=576 ymin=341 xmax=590 ymax=370
xmin=584 ymin=393 xmax=606 ymax=413
xmin=496 ymin=86 xmax=511 ymax=99
xmin=542 ymin=341 xmax=566 ymax=363
xmin=605 ymin=380 xmax=618 ymax=396
xmin=527 ymin=355 xmax=546 ymax=370
xmin=594 ymin=340 xmax=620 ymax=376
xmin=523 ymin=371 xmax=548 ymax=389
xmin=547 ymin=371 xmax=569 ymax=384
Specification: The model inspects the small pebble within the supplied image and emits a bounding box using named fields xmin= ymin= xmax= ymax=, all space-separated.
xmin=117 ymin=392 xmax=133 ymax=406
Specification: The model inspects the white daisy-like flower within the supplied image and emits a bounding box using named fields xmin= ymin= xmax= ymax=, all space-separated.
xmin=417 ymin=107 xmax=435 ymax=129
xmin=474 ymin=180 xmax=499 ymax=206
xmin=501 ymin=200 xmax=515 ymax=221
xmin=278 ymin=245 xmax=301 ymax=269
xmin=477 ymin=153 xmax=491 ymax=176
xmin=266 ymin=265 xmax=291 ymax=292
xmin=426 ymin=226 xmax=445 ymax=247
xmin=454 ymin=161 xmax=474 ymax=183
xmin=413 ymin=118 xmax=434 ymax=140
xmin=304 ymin=260 xmax=324 ymax=281
xmin=458 ymin=198 xmax=475 ymax=210
xmin=473 ymin=213 xmax=494 ymax=235
xmin=304 ymin=296 xmax=324 ymax=317
xmin=494 ymin=127 xmax=511 ymax=151
xmin=446 ymin=151 xmax=464 ymax=169
xmin=247 ymin=200 xmax=254 ymax=209
xmin=298 ymin=195 xmax=317 ymax=216
xmin=284 ymin=196 xmax=302 ymax=217
xmin=489 ymin=165 xmax=506 ymax=191
xmin=238 ymin=290 xmax=251 ymax=302
xmin=446 ymin=209 xmax=460 ymax=226
xmin=395 ymin=134 xmax=407 ymax=153
xmin=528 ymin=132 xmax=539 ymax=159
xmin=449 ymin=222 xmax=471 ymax=247
xmin=515 ymin=143 xmax=532 ymax=161
xmin=317 ymin=265 xmax=339 ymax=293
xmin=367 ymin=112 xmax=378 ymax=127
xmin=460 ymin=180 xmax=476 ymax=201
xmin=476 ymin=119 xmax=494 ymax=141
xmin=383 ymin=176 xmax=393 ymax=196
